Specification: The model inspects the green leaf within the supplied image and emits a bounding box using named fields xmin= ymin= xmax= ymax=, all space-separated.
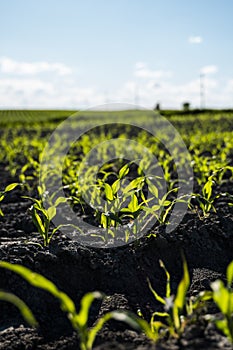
xmin=192 ymin=290 xmax=213 ymax=310
xmin=203 ymin=179 xmax=213 ymax=200
xmin=37 ymin=185 xmax=43 ymax=197
xmin=22 ymin=196 xmax=42 ymax=207
xmin=123 ymin=177 xmax=144 ymax=193
xmin=159 ymin=188 xmax=177 ymax=207
xmin=75 ymin=291 xmax=104 ymax=328
xmin=87 ymin=310 xmax=157 ymax=349
xmin=36 ymin=206 xmax=49 ymax=220
xmin=159 ymin=260 xmax=171 ymax=298
xmin=105 ymin=183 xmax=114 ymax=201
xmin=49 ymin=223 xmax=71 ymax=242
xmin=174 ymin=258 xmax=190 ymax=311
xmin=147 ymin=278 xmax=166 ymax=305
xmin=54 ymin=197 xmax=67 ymax=207
xmin=101 ymin=213 xmax=108 ymax=229
xmin=47 ymin=206 xmax=56 ymax=221
xmin=21 ymin=163 xmax=30 ymax=174
xmin=126 ymin=194 xmax=138 ymax=213
xmin=147 ymin=179 xmax=159 ymax=198
xmin=119 ymin=163 xmax=130 ymax=179
xmin=0 ymin=291 xmax=38 ymax=327
xmin=131 ymin=194 xmax=139 ymax=212
xmin=215 ymin=319 xmax=232 ymax=341
xmin=162 ymin=200 xmax=171 ymax=207
xmin=113 ymin=311 xmax=157 ymax=340
xmin=111 ymin=179 xmax=121 ymax=194
xmin=4 ymin=183 xmax=18 ymax=192
xmin=150 ymin=320 xmax=167 ymax=335
xmin=226 ymin=261 xmax=233 ymax=288
xmin=211 ymin=280 xmax=230 ymax=314
xmin=0 ymin=262 xmax=76 ymax=315
xmin=31 ymin=207 xmax=46 ymax=234
xmin=143 ymin=205 xmax=161 ymax=213
xmin=152 ymin=311 xmax=169 ymax=318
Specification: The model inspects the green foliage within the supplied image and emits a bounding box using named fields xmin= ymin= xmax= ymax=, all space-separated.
xmin=147 ymin=258 xmax=191 ymax=337
xmin=191 ymin=173 xmax=220 ymax=217
xmin=190 ymin=165 xmax=233 ymax=217
xmin=211 ymin=261 xmax=233 ymax=342
xmin=0 ymin=183 xmax=19 ymax=216
xmin=142 ymin=187 xmax=185 ymax=225
xmin=23 ymin=188 xmax=68 ymax=247
xmin=0 ymin=290 xmax=38 ymax=327
xmin=1 ymin=110 xmax=233 ymax=345
xmin=1 ymin=110 xmax=233 ymax=243
xmin=143 ymin=258 xmax=212 ymax=339
xmin=1 ymin=259 xmax=233 ymax=346
xmin=0 ymin=261 xmax=154 ymax=350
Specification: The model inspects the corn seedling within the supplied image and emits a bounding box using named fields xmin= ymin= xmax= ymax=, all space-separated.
xmin=23 ymin=189 xmax=68 ymax=247
xmin=211 ymin=261 xmax=233 ymax=342
xmin=144 ymin=258 xmax=212 ymax=339
xmin=87 ymin=163 xmax=151 ymax=241
xmin=0 ymin=261 xmax=155 ymax=350
xmin=142 ymin=188 xmax=189 ymax=226
xmin=191 ymin=174 xmax=220 ymax=217
xmin=0 ymin=183 xmax=19 ymax=216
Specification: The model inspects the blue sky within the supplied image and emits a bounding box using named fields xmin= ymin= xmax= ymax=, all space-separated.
xmin=0 ymin=0 xmax=233 ymax=109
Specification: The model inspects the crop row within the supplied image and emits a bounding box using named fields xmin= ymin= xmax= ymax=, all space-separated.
xmin=0 ymin=111 xmax=233 ymax=245
xmin=0 ymin=110 xmax=233 ymax=347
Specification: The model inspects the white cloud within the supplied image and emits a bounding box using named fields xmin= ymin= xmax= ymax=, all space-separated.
xmin=134 ymin=62 xmax=146 ymax=70
xmin=0 ymin=57 xmax=72 ymax=76
xmin=0 ymin=74 xmax=230 ymax=109
xmin=115 ymin=75 xmax=220 ymax=109
xmin=0 ymin=58 xmax=231 ymax=109
xmin=188 ymin=36 xmax=203 ymax=44
xmin=200 ymin=65 xmax=218 ymax=75
xmin=134 ymin=62 xmax=172 ymax=79
xmin=0 ymin=78 xmax=55 ymax=94
xmin=226 ymin=79 xmax=233 ymax=90
xmin=0 ymin=77 xmax=106 ymax=108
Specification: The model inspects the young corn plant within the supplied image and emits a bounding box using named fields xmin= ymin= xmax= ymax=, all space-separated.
xmin=214 ymin=165 xmax=233 ymax=184
xmin=19 ymin=155 xmax=42 ymax=191
xmin=0 ymin=183 xmax=19 ymax=216
xmin=93 ymin=163 xmax=187 ymax=240
xmin=0 ymin=261 xmax=155 ymax=350
xmin=191 ymin=174 xmax=220 ymax=217
xmin=95 ymin=180 xmax=147 ymax=242
xmin=192 ymin=166 xmax=233 ymax=217
xmin=142 ymin=187 xmax=189 ymax=228
xmin=142 ymin=258 xmax=212 ymax=339
xmin=92 ymin=163 xmax=150 ymax=241
xmin=211 ymin=261 xmax=233 ymax=343
xmin=100 ymin=181 xmax=123 ymax=230
xmin=23 ymin=187 xmax=68 ymax=247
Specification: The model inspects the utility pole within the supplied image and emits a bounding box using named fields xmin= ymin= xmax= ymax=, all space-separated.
xmin=200 ymin=73 xmax=205 ymax=109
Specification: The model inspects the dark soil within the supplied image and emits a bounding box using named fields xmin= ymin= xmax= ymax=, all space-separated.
xmin=0 ymin=164 xmax=233 ymax=349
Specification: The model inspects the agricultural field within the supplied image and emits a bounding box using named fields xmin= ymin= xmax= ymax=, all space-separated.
xmin=0 ymin=109 xmax=233 ymax=350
